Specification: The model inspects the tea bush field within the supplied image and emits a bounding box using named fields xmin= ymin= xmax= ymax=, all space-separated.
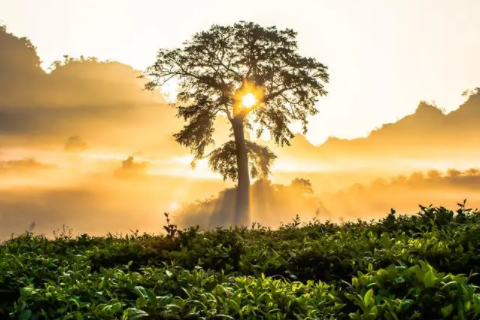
xmin=2 ymin=204 xmax=480 ymax=319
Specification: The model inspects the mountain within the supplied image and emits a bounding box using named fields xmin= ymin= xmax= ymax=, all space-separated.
xmin=272 ymin=91 xmax=480 ymax=161
xmin=0 ymin=26 xmax=180 ymax=154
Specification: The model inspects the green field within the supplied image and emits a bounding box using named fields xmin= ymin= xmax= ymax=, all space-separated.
xmin=2 ymin=204 xmax=480 ymax=319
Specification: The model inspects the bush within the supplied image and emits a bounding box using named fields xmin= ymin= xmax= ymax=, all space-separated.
xmin=2 ymin=204 xmax=480 ymax=319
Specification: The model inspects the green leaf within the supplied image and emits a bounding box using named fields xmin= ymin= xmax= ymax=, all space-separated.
xmin=145 ymin=288 xmax=156 ymax=305
xmin=134 ymin=286 xmax=147 ymax=298
xmin=386 ymin=264 xmax=397 ymax=276
xmin=441 ymin=304 xmax=453 ymax=318
xmin=111 ymin=302 xmax=123 ymax=312
xmin=370 ymin=305 xmax=378 ymax=317
xmin=424 ymin=270 xmax=436 ymax=288
xmin=364 ymin=289 xmax=374 ymax=308
xmin=136 ymin=296 xmax=147 ymax=308
xmin=352 ymin=278 xmax=359 ymax=287
xmin=69 ymin=296 xmax=81 ymax=307
xmin=122 ymin=308 xmax=149 ymax=320
xmin=440 ymin=281 xmax=458 ymax=290
xmin=20 ymin=310 xmax=32 ymax=320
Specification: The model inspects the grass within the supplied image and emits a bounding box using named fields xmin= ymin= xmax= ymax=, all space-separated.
xmin=2 ymin=203 xmax=480 ymax=319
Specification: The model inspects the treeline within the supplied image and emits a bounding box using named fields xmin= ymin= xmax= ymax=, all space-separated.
xmin=351 ymin=168 xmax=480 ymax=191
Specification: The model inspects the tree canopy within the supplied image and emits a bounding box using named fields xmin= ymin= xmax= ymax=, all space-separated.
xmin=146 ymin=21 xmax=329 ymax=181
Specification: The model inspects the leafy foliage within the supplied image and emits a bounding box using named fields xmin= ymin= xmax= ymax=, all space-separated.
xmin=145 ymin=21 xmax=329 ymax=179
xmin=208 ymin=141 xmax=277 ymax=180
xmin=2 ymin=204 xmax=480 ymax=319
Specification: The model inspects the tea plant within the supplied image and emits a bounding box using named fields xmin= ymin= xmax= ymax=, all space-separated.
xmin=2 ymin=204 xmax=480 ymax=319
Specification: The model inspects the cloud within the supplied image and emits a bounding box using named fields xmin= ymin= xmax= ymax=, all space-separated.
xmin=114 ymin=156 xmax=150 ymax=179
xmin=0 ymin=158 xmax=54 ymax=173
xmin=64 ymin=136 xmax=88 ymax=152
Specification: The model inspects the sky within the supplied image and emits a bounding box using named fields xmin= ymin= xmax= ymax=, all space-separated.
xmin=1 ymin=0 xmax=480 ymax=145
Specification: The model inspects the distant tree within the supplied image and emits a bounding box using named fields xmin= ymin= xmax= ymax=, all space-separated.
xmin=465 ymin=168 xmax=480 ymax=177
xmin=0 ymin=24 xmax=42 ymax=71
xmin=427 ymin=169 xmax=442 ymax=181
xmin=462 ymin=87 xmax=480 ymax=98
xmin=447 ymin=168 xmax=462 ymax=179
xmin=409 ymin=171 xmax=425 ymax=184
xmin=49 ymin=55 xmax=100 ymax=72
xmin=146 ymin=21 xmax=329 ymax=225
xmin=0 ymin=24 xmax=44 ymax=106
xmin=290 ymin=178 xmax=314 ymax=194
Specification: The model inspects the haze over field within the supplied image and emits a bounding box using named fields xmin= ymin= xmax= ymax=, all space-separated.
xmin=1 ymin=1 xmax=480 ymax=237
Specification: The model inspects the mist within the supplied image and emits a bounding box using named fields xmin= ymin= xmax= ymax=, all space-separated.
xmin=1 ymin=25 xmax=480 ymax=237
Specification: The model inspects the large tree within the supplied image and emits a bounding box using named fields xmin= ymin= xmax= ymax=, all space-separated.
xmin=146 ymin=21 xmax=328 ymax=225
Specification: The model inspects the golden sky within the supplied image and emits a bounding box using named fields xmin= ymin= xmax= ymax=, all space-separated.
xmin=2 ymin=0 xmax=480 ymax=144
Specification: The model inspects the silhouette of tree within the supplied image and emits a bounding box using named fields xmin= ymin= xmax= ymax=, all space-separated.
xmin=0 ymin=24 xmax=42 ymax=73
xmin=290 ymin=178 xmax=314 ymax=194
xmin=0 ymin=24 xmax=44 ymax=107
xmin=146 ymin=21 xmax=328 ymax=224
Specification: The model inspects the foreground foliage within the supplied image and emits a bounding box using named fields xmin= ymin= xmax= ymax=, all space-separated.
xmin=2 ymin=204 xmax=480 ymax=319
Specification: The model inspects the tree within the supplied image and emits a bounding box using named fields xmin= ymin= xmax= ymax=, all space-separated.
xmin=290 ymin=178 xmax=314 ymax=194
xmin=146 ymin=21 xmax=329 ymax=225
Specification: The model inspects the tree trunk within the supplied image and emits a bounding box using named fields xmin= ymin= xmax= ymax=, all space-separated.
xmin=232 ymin=118 xmax=250 ymax=226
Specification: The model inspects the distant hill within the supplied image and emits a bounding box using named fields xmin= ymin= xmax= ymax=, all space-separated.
xmin=271 ymin=90 xmax=480 ymax=160
xmin=0 ymin=26 xmax=165 ymax=108
xmin=0 ymin=26 xmax=179 ymax=153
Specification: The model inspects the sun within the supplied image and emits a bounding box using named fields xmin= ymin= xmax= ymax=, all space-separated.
xmin=169 ymin=201 xmax=179 ymax=211
xmin=242 ymin=93 xmax=257 ymax=108
xmin=233 ymin=80 xmax=264 ymax=114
